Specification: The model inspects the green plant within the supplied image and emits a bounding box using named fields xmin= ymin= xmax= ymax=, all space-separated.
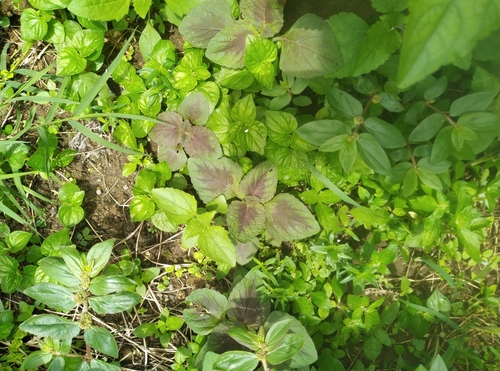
xmin=133 ymin=307 xmax=184 ymax=348
xmin=19 ymin=239 xmax=142 ymax=369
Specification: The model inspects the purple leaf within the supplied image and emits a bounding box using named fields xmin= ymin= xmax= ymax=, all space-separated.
xmin=238 ymin=161 xmax=278 ymax=203
xmin=265 ymin=194 xmax=320 ymax=242
xmin=188 ymin=157 xmax=243 ymax=203
xmin=150 ymin=111 xmax=185 ymax=147
xmin=240 ymin=0 xmax=284 ymax=38
xmin=227 ymin=199 xmax=265 ymax=242
xmin=184 ymin=126 xmax=223 ymax=160
xmin=157 ymin=146 xmax=187 ymax=171
xmin=178 ymin=92 xmax=211 ymax=126
xmin=227 ymin=271 xmax=270 ymax=329
xmin=234 ymin=238 xmax=259 ymax=265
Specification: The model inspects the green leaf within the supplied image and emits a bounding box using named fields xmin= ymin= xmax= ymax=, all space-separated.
xmin=364 ymin=117 xmax=406 ymax=149
xmin=227 ymin=200 xmax=265 ymax=242
xmin=409 ymin=195 xmax=439 ymax=212
xmin=398 ymin=0 xmax=500 ymax=88
xmin=424 ymin=76 xmax=448 ymax=101
xmin=88 ymin=292 xmax=142 ymax=314
xmin=60 ymin=247 xmax=84 ymax=279
xmin=378 ymin=92 xmax=404 ymax=112
xmin=327 ymin=87 xmax=363 ymax=119
xmin=130 ymin=195 xmax=156 ymax=222
xmin=20 ymin=9 xmax=48 ymax=41
xmin=198 ymin=226 xmax=236 ymax=267
xmin=457 ymin=227 xmax=481 ymax=263
xmin=430 ymin=126 xmax=453 ymax=164
xmin=178 ymin=0 xmax=235 ymax=48
xmin=178 ymin=92 xmax=211 ymax=126
xmin=265 ymin=110 xmax=298 ymax=146
xmin=357 ymin=133 xmax=392 ymax=175
xmin=184 ymin=288 xmax=228 ymax=334
xmin=429 ymin=355 xmax=448 ymax=371
xmin=139 ymin=22 xmax=161 ymax=62
xmin=353 ymin=20 xmax=402 ymax=76
xmin=318 ymin=133 xmax=349 ymax=153
xmin=371 ymin=0 xmax=408 ymax=13
xmin=296 ymin=120 xmax=351 ymax=146
xmin=403 ymin=168 xmax=418 ymax=197
xmin=151 ymin=188 xmax=197 ymax=224
xmin=238 ymin=161 xmax=278 ymax=203
xmin=72 ymin=29 xmax=104 ymax=58
xmin=327 ymin=13 xmax=369 ymax=78
xmin=232 ymin=94 xmax=257 ymax=125
xmin=45 ymin=19 xmax=66 ymax=43
xmin=21 ymin=351 xmax=53 ymax=370
xmin=39 ymin=257 xmax=81 ymax=287
xmin=409 ymin=113 xmax=445 ymax=142
xmin=24 ymin=283 xmax=76 ymax=311
xmin=84 ymin=326 xmax=118 ymax=357
xmin=216 ymin=67 xmax=255 ymax=90
xmin=88 ymin=275 xmax=136 ymax=296
xmin=240 ymin=0 xmax=283 ymax=37
xmin=134 ymin=0 xmax=152 ymax=18
xmin=213 ymin=351 xmax=259 ymax=371
xmin=363 ymin=336 xmax=382 ymax=360
xmin=244 ymin=35 xmax=277 ymax=88
xmin=267 ymin=333 xmax=305 ymax=365
xmin=206 ymin=21 xmax=255 ymax=69
xmin=227 ymin=327 xmax=260 ymax=350
xmin=264 ymin=194 xmax=320 ymax=242
xmin=417 ymin=167 xmax=442 ymax=190
xmin=427 ymin=290 xmax=451 ymax=313
xmin=265 ymin=318 xmax=293 ymax=350
xmin=458 ymin=112 xmax=500 ymax=132
xmin=6 ymin=231 xmax=32 ymax=253
xmin=68 ymin=0 xmax=131 ymax=21
xmin=339 ymin=139 xmax=357 ymax=173
xmin=56 ymin=47 xmax=87 ymax=76
xmin=87 ymin=239 xmax=114 ymax=277
xmin=20 ymin=314 xmax=80 ymax=339
xmin=278 ymin=14 xmax=343 ymax=78
xmin=450 ymin=91 xmax=497 ymax=117
xmin=188 ymin=157 xmax=243 ymax=203
xmin=133 ymin=323 xmax=158 ymax=338
xmin=235 ymin=120 xmax=268 ymax=155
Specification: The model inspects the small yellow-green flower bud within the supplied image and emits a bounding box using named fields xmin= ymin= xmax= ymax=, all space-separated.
xmin=372 ymin=94 xmax=382 ymax=104
xmin=353 ymin=116 xmax=364 ymax=125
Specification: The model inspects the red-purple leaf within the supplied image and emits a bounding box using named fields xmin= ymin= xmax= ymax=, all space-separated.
xmin=227 ymin=199 xmax=265 ymax=242
xmin=238 ymin=161 xmax=277 ymax=203
xmin=157 ymin=146 xmax=187 ymax=171
xmin=234 ymin=238 xmax=259 ymax=265
xmin=240 ymin=0 xmax=284 ymax=38
xmin=188 ymin=158 xmax=243 ymax=203
xmin=184 ymin=126 xmax=223 ymax=160
xmin=150 ymin=111 xmax=185 ymax=147
xmin=265 ymin=194 xmax=320 ymax=242
xmin=178 ymin=92 xmax=211 ymax=126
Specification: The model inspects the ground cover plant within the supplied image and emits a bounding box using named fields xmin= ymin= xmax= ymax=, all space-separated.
xmin=0 ymin=0 xmax=500 ymax=370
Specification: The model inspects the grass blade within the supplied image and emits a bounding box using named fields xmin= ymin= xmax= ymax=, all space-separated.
xmin=400 ymin=300 xmax=460 ymax=331
xmin=418 ymin=258 xmax=457 ymax=289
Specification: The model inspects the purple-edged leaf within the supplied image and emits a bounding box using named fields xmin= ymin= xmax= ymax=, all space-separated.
xmin=235 ymin=238 xmax=259 ymax=265
xmin=240 ymin=0 xmax=284 ymax=38
xmin=184 ymin=126 xmax=223 ymax=160
xmin=188 ymin=157 xmax=243 ymax=203
xmin=206 ymin=21 xmax=256 ymax=69
xmin=227 ymin=271 xmax=270 ymax=329
xmin=227 ymin=200 xmax=265 ymax=242
xmin=178 ymin=92 xmax=211 ymax=126
xmin=264 ymin=194 xmax=320 ymax=242
xmin=178 ymin=0 xmax=235 ymax=48
xmin=157 ymin=146 xmax=187 ymax=171
xmin=238 ymin=161 xmax=278 ymax=202
xmin=150 ymin=111 xmax=185 ymax=147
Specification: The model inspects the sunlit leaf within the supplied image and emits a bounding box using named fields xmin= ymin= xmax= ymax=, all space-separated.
xmin=227 ymin=200 xmax=265 ymax=242
xmin=240 ymin=0 xmax=283 ymax=37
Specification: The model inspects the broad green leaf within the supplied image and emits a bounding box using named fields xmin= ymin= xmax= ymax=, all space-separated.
xmin=296 ymin=120 xmax=351 ymax=146
xmin=206 ymin=21 xmax=255 ymax=69
xmin=198 ymin=226 xmax=236 ymax=267
xmin=235 ymin=120 xmax=268 ymax=155
xmin=427 ymin=290 xmax=451 ymax=313
xmin=139 ymin=22 xmax=161 ymax=61
xmin=278 ymin=14 xmax=343 ymax=78
xmin=130 ymin=195 xmax=156 ymax=222
xmin=409 ymin=113 xmax=445 ymax=142
xmin=339 ymin=139 xmax=357 ymax=173
xmin=417 ymin=167 xmax=442 ymax=190
xmin=227 ymin=200 xmax=265 ymax=242
xmin=371 ymin=0 xmax=408 ymax=13
xmin=216 ymin=67 xmax=255 ymax=90
xmin=363 ymin=336 xmax=382 ymax=360
xmin=28 ymin=0 xmax=71 ymax=9
xmin=45 ymin=19 xmax=66 ymax=43
xmin=458 ymin=112 xmax=500 ymax=132
xmin=72 ymin=29 xmax=104 ymax=58
xmin=227 ymin=271 xmax=270 ymax=327
xmin=449 ymin=91 xmax=497 ymax=117
xmin=409 ymin=195 xmax=439 ymax=212
xmin=134 ymin=0 xmax=152 ymax=18
xmin=398 ymin=0 xmax=500 ymax=88
xmin=424 ymin=76 xmax=448 ymax=101
xmin=364 ymin=117 xmax=406 ymax=148
xmin=56 ymin=47 xmax=87 ymax=76
xmin=6 ymin=231 xmax=32 ymax=253
xmin=188 ymin=157 xmax=243 ymax=203
xmin=379 ymin=92 xmax=404 ymax=112
xmin=232 ymin=94 xmax=257 ymax=125
xmin=327 ymin=12 xmax=369 ymax=78
xmin=88 ymin=292 xmax=142 ymax=314
xmin=327 ymin=88 xmax=363 ymax=119
xmin=60 ymin=247 xmax=84 ymax=280
xmin=178 ymin=92 xmax=211 ymax=126
xmin=39 ymin=257 xmax=81 ymax=287
xmin=84 ymin=326 xmax=118 ymax=357
xmin=240 ymin=0 xmax=283 ymax=37
xmin=87 ymin=239 xmax=114 ymax=277
xmin=151 ymin=188 xmax=197 ymax=224
xmin=68 ymin=0 xmax=130 ymax=21
xmin=357 ymin=133 xmax=392 ymax=175
xmin=423 ymin=215 xmax=443 ymax=246
xmin=457 ymin=227 xmax=481 ymax=263
xmin=430 ymin=126 xmax=453 ymax=164
xmin=244 ymin=35 xmax=277 ymax=88
xmin=265 ymin=110 xmax=298 ymax=146
xmin=227 ymin=327 xmax=260 ymax=350
xmin=267 ymin=333 xmax=305 ymax=365
xmin=318 ymin=133 xmax=349 ymax=153
xmin=353 ymin=20 xmax=402 ymax=76
xmin=178 ymin=0 xmax=235 ymax=48
xmin=213 ymin=351 xmax=259 ymax=371
xmin=403 ymin=168 xmax=418 ymax=197
xmin=24 ymin=283 xmax=76 ymax=311
xmin=451 ymin=127 xmax=464 ymax=151
xmin=238 ymin=161 xmax=278 ymax=202
xmin=264 ymin=194 xmax=320 ymax=242
xmin=429 ymin=355 xmax=448 ymax=371
xmin=20 ymin=9 xmax=48 ymax=41
xmin=471 ymin=66 xmax=500 ymax=93
xmin=21 ymin=351 xmax=53 ymax=370
xmin=88 ymin=275 xmax=136 ymax=296
xmin=20 ymin=314 xmax=80 ymax=339
xmin=265 ymin=318 xmax=293 ymax=351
